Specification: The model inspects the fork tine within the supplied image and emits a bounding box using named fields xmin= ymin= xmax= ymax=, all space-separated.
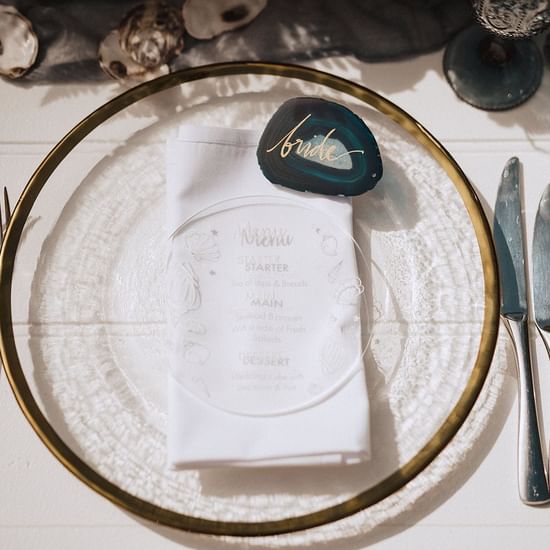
xmin=1 ymin=187 xmax=11 ymax=243
xmin=0 ymin=196 xmax=3 ymax=243
xmin=3 ymin=187 xmax=10 ymax=222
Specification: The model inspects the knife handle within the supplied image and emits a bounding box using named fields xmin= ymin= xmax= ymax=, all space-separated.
xmin=505 ymin=317 xmax=550 ymax=505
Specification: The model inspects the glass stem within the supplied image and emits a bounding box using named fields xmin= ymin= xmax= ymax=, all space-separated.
xmin=478 ymin=35 xmax=516 ymax=66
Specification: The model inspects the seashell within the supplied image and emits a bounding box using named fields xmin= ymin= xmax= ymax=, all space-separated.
xmin=183 ymin=0 xmax=268 ymax=40
xmin=184 ymin=232 xmax=220 ymax=262
xmin=119 ymin=1 xmax=184 ymax=69
xmin=0 ymin=5 xmax=38 ymax=79
xmin=320 ymin=337 xmax=346 ymax=375
xmin=98 ymin=29 xmax=169 ymax=86
xmin=182 ymin=342 xmax=210 ymax=365
xmin=183 ymin=319 xmax=207 ymax=335
xmin=336 ymin=277 xmax=365 ymax=306
xmin=179 ymin=261 xmax=201 ymax=312
xmin=257 ymin=97 xmax=383 ymax=196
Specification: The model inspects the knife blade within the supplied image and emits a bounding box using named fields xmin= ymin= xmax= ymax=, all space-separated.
xmin=494 ymin=157 xmax=549 ymax=504
xmin=533 ymin=184 xmax=550 ymax=336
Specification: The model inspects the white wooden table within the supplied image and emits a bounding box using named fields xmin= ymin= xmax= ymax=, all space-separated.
xmin=2 ymin=51 xmax=550 ymax=549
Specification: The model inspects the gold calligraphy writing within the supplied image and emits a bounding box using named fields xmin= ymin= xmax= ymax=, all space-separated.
xmin=266 ymin=114 xmax=364 ymax=162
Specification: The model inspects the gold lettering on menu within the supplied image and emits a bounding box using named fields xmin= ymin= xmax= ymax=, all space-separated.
xmin=266 ymin=114 xmax=365 ymax=162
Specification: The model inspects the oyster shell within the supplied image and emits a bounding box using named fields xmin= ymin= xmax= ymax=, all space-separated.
xmin=98 ymin=29 xmax=169 ymax=86
xmin=119 ymin=1 xmax=184 ymax=69
xmin=182 ymin=0 xmax=268 ymax=40
xmin=0 ymin=5 xmax=38 ymax=79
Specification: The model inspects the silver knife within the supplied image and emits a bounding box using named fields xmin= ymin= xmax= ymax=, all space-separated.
xmin=533 ymin=184 xmax=550 ymax=354
xmin=494 ymin=157 xmax=549 ymax=504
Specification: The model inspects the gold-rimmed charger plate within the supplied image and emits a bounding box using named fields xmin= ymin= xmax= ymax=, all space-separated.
xmin=0 ymin=62 xmax=499 ymax=537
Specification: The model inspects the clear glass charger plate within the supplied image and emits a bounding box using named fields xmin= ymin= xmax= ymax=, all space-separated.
xmin=0 ymin=63 xmax=499 ymax=539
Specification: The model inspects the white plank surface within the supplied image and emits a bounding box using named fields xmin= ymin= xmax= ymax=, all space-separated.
xmin=2 ymin=50 xmax=550 ymax=549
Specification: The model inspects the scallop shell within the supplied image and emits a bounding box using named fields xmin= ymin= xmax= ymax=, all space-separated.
xmin=184 ymin=232 xmax=220 ymax=262
xmin=119 ymin=2 xmax=184 ymax=69
xmin=0 ymin=5 xmax=38 ymax=79
xmin=98 ymin=29 xmax=169 ymax=86
xmin=182 ymin=0 xmax=268 ymax=40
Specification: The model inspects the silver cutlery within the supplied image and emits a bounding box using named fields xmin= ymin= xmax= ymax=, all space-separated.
xmin=0 ymin=186 xmax=11 ymax=243
xmin=533 ymin=184 xmax=550 ymax=505
xmin=0 ymin=186 xmax=11 ymax=380
xmin=533 ymin=184 xmax=550 ymax=355
xmin=494 ymin=157 xmax=550 ymax=504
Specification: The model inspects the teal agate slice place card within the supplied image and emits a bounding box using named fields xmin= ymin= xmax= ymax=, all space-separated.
xmin=257 ymin=97 xmax=383 ymax=196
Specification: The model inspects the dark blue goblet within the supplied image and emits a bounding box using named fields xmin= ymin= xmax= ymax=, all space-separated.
xmin=444 ymin=0 xmax=550 ymax=110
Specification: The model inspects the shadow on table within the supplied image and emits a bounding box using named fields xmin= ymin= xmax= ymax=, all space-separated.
xmin=486 ymin=68 xmax=550 ymax=147
xmin=36 ymin=47 xmax=442 ymax=110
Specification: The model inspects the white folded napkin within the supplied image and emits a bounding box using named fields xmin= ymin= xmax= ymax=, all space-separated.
xmin=166 ymin=125 xmax=370 ymax=468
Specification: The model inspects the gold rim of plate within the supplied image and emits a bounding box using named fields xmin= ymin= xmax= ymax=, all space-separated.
xmin=0 ymin=62 xmax=500 ymax=537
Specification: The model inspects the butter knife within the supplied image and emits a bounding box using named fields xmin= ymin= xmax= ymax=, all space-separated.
xmin=534 ymin=184 xmax=550 ymax=354
xmin=494 ymin=157 xmax=550 ymax=504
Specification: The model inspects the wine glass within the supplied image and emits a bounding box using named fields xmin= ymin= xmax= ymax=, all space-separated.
xmin=443 ymin=0 xmax=550 ymax=110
